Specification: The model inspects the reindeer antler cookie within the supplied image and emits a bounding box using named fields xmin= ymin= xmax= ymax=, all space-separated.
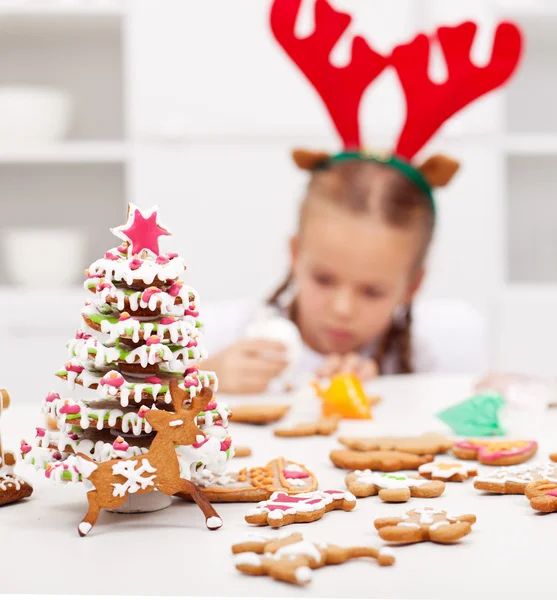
xmin=232 ymin=532 xmax=394 ymax=586
xmin=374 ymin=507 xmax=476 ymax=544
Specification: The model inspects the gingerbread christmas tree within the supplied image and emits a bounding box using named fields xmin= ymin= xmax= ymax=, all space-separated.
xmin=23 ymin=204 xmax=232 ymax=488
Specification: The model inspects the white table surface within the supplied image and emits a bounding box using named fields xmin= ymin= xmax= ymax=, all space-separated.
xmin=1 ymin=373 xmax=553 ymax=599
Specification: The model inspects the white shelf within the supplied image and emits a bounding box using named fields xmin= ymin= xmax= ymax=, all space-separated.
xmin=503 ymin=135 xmax=557 ymax=155
xmin=498 ymin=4 xmax=557 ymax=19
xmin=0 ymin=142 xmax=128 ymax=163
xmin=0 ymin=0 xmax=124 ymax=16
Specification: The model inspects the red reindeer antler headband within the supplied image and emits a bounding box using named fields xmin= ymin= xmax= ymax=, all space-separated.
xmin=270 ymin=0 xmax=523 ymax=204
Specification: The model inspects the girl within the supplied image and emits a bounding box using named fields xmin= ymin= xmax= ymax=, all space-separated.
xmin=200 ymin=150 xmax=488 ymax=394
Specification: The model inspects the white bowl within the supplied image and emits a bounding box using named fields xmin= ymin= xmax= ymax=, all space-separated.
xmin=2 ymin=228 xmax=86 ymax=287
xmin=0 ymin=86 xmax=73 ymax=142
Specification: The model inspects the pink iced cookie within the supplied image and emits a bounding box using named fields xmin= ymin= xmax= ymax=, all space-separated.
xmin=453 ymin=439 xmax=537 ymax=465
xmin=245 ymin=490 xmax=356 ymax=528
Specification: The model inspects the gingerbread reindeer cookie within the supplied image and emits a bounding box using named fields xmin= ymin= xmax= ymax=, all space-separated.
xmin=245 ymin=490 xmax=356 ymax=528
xmin=232 ymin=532 xmax=394 ymax=586
xmin=0 ymin=388 xmax=33 ymax=506
xmin=374 ymin=507 xmax=476 ymax=544
xmin=453 ymin=439 xmax=537 ymax=465
xmin=474 ymin=463 xmax=557 ymax=494
xmin=182 ymin=458 xmax=318 ymax=503
xmin=346 ymin=470 xmax=445 ymax=502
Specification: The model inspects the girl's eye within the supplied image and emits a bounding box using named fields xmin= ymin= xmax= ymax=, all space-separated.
xmin=313 ymin=273 xmax=334 ymax=287
xmin=361 ymin=286 xmax=385 ymax=299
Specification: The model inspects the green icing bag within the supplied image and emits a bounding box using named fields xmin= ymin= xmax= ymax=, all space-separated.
xmin=436 ymin=391 xmax=507 ymax=437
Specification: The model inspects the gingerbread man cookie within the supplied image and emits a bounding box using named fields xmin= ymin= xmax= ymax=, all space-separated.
xmin=232 ymin=532 xmax=394 ymax=586
xmin=474 ymin=463 xmax=557 ymax=494
xmin=345 ymin=470 xmax=445 ymax=502
xmin=419 ymin=461 xmax=477 ymax=482
xmin=274 ymin=416 xmax=341 ymax=438
xmin=525 ymin=480 xmax=557 ymax=512
xmin=339 ymin=432 xmax=453 ymax=455
xmin=374 ymin=507 xmax=476 ymax=544
xmin=229 ymin=404 xmax=290 ymax=424
xmin=453 ymin=439 xmax=537 ymax=465
xmin=330 ymin=449 xmax=433 ymax=472
xmin=184 ymin=458 xmax=318 ymax=503
xmin=245 ymin=490 xmax=356 ymax=528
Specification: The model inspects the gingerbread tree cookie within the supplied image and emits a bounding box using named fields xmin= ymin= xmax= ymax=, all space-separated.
xmin=245 ymin=490 xmax=356 ymax=528
xmin=419 ymin=461 xmax=477 ymax=482
xmin=345 ymin=470 xmax=444 ymax=502
xmin=0 ymin=389 xmax=33 ymax=506
xmin=374 ymin=507 xmax=476 ymax=544
xmin=22 ymin=205 xmax=232 ymax=495
xmin=232 ymin=532 xmax=394 ymax=586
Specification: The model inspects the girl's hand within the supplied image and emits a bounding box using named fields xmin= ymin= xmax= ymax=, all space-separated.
xmin=316 ymin=353 xmax=379 ymax=382
xmin=200 ymin=339 xmax=289 ymax=394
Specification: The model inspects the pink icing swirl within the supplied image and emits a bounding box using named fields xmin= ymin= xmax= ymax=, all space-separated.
xmin=59 ymin=402 xmax=81 ymax=415
xmin=129 ymin=258 xmax=143 ymax=270
xmin=159 ymin=316 xmax=176 ymax=325
xmin=145 ymin=376 xmax=162 ymax=385
xmin=156 ymin=255 xmax=169 ymax=265
xmin=193 ymin=436 xmax=209 ymax=449
xmin=104 ymin=251 xmax=119 ymax=261
xmin=65 ymin=362 xmax=84 ymax=374
xmin=220 ymin=439 xmax=232 ymax=451
xmin=100 ymin=372 xmax=125 ymax=387
xmin=141 ymin=287 xmax=161 ymax=303
xmin=20 ymin=441 xmax=31 ymax=454
xmin=167 ymin=282 xmax=182 ymax=297
xmin=45 ymin=392 xmax=60 ymax=403
xmin=113 ymin=436 xmax=129 ymax=451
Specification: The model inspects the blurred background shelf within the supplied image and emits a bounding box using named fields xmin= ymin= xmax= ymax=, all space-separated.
xmin=0 ymin=0 xmax=124 ymax=17
xmin=0 ymin=142 xmax=128 ymax=163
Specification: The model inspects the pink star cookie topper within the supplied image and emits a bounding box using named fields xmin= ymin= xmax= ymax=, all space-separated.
xmin=111 ymin=204 xmax=171 ymax=256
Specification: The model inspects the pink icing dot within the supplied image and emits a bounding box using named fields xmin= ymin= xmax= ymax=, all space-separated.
xmin=193 ymin=436 xmax=209 ymax=449
xmin=138 ymin=406 xmax=150 ymax=418
xmin=20 ymin=441 xmax=31 ymax=454
xmin=100 ymin=372 xmax=125 ymax=387
xmin=183 ymin=379 xmax=199 ymax=388
xmin=159 ymin=316 xmax=176 ymax=325
xmin=113 ymin=437 xmax=129 ymax=451
xmin=142 ymin=287 xmax=161 ymax=303
xmin=45 ymin=468 xmax=52 ymax=479
xmin=220 ymin=439 xmax=232 ymax=451
xmin=146 ymin=335 xmax=161 ymax=346
xmin=129 ymin=258 xmax=143 ymax=271
xmin=167 ymin=252 xmax=179 ymax=259
xmin=156 ymin=255 xmax=169 ymax=265
xmin=36 ymin=427 xmax=45 ymax=437
xmin=167 ymin=282 xmax=182 ymax=297
xmin=68 ymin=433 xmax=79 ymax=441
xmin=117 ymin=243 xmax=128 ymax=253
xmin=184 ymin=367 xmax=198 ymax=376
xmin=105 ymin=251 xmax=119 ymax=260
xmin=213 ymin=420 xmax=223 ymax=427
xmin=87 ymin=273 xmax=103 ymax=279
xmin=60 ymin=402 xmax=81 ymax=415
xmin=206 ymin=402 xmax=217 ymax=411
xmin=75 ymin=330 xmax=92 ymax=340
xmin=96 ymin=282 xmax=112 ymax=292
xmin=65 ymin=362 xmax=84 ymax=374
xmin=53 ymin=452 xmax=62 ymax=461
xmin=186 ymin=339 xmax=198 ymax=348
xmin=282 ymin=470 xmax=309 ymax=479
xmin=119 ymin=312 xmax=132 ymax=321
xmin=186 ymin=308 xmax=199 ymax=318
xmin=45 ymin=392 xmax=60 ymax=403
xmin=145 ymin=376 xmax=162 ymax=385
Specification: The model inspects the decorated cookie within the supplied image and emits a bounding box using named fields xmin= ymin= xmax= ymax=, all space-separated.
xmin=229 ymin=404 xmax=290 ymax=425
xmin=330 ymin=449 xmax=433 ymax=472
xmin=339 ymin=432 xmax=453 ymax=455
xmin=525 ymin=480 xmax=557 ymax=512
xmin=232 ymin=532 xmax=394 ymax=586
xmin=374 ymin=507 xmax=476 ymax=544
xmin=245 ymin=490 xmax=356 ymax=528
xmin=181 ymin=458 xmax=318 ymax=503
xmin=345 ymin=470 xmax=445 ymax=502
xmin=419 ymin=461 xmax=477 ymax=482
xmin=474 ymin=463 xmax=557 ymax=494
xmin=0 ymin=388 xmax=33 ymax=506
xmin=453 ymin=439 xmax=537 ymax=465
xmin=274 ymin=416 xmax=341 ymax=437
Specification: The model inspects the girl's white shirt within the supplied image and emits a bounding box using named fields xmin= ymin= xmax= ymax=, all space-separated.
xmin=200 ymin=296 xmax=489 ymax=381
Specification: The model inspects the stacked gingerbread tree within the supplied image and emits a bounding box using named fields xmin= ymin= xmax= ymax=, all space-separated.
xmin=23 ymin=204 xmax=232 ymax=483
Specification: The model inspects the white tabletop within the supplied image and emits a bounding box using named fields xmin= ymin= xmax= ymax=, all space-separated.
xmin=1 ymin=373 xmax=553 ymax=599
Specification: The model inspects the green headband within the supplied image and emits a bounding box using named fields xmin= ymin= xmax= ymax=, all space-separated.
xmin=322 ymin=151 xmax=435 ymax=216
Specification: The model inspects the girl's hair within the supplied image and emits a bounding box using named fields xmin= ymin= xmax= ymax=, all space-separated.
xmin=268 ymin=159 xmax=435 ymax=375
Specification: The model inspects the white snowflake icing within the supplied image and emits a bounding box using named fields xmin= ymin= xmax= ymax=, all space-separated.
xmin=111 ymin=458 xmax=157 ymax=497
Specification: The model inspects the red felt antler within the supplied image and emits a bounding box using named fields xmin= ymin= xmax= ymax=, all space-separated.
xmin=270 ymin=0 xmax=388 ymax=149
xmin=391 ymin=21 xmax=523 ymax=159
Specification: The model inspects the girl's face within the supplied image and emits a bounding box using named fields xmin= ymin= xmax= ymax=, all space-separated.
xmin=291 ymin=203 xmax=425 ymax=356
